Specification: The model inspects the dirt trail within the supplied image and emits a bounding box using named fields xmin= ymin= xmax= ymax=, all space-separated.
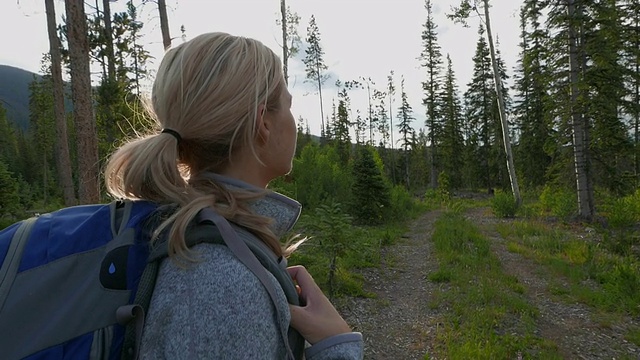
xmin=337 ymin=210 xmax=443 ymax=359
xmin=338 ymin=206 xmax=640 ymax=359
xmin=466 ymin=207 xmax=640 ymax=360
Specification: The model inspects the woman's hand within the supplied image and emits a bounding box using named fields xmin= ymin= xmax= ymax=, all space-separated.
xmin=287 ymin=265 xmax=352 ymax=345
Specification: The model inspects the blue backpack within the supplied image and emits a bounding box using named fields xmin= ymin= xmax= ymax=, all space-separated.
xmin=0 ymin=200 xmax=304 ymax=360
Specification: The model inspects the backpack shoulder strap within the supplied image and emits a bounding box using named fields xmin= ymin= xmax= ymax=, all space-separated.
xmin=136 ymin=208 xmax=303 ymax=360
xmin=197 ymin=208 xmax=300 ymax=360
xmin=0 ymin=217 xmax=38 ymax=312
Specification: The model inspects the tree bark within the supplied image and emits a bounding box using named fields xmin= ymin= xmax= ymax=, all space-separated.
xmin=483 ymin=0 xmax=522 ymax=205
xmin=634 ymin=14 xmax=639 ymax=183
xmin=281 ymin=0 xmax=289 ymax=85
xmin=65 ymin=0 xmax=100 ymax=204
xmin=568 ymin=0 xmax=594 ymax=220
xmin=158 ymin=0 xmax=171 ymax=50
xmin=316 ymin=60 xmax=325 ymax=139
xmin=102 ymin=0 xmax=116 ymax=81
xmin=46 ymin=0 xmax=76 ymax=206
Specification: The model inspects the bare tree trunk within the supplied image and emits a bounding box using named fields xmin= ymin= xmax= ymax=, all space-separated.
xmin=367 ymin=81 xmax=373 ymax=144
xmin=102 ymin=0 xmax=116 ymax=80
xmin=46 ymin=0 xmax=76 ymax=206
xmin=316 ymin=61 xmax=325 ymax=138
xmin=65 ymin=0 xmax=100 ymax=204
xmin=483 ymin=0 xmax=522 ymax=205
xmin=634 ymin=16 xmax=639 ymax=183
xmin=568 ymin=0 xmax=594 ymax=220
xmin=158 ymin=0 xmax=171 ymax=50
xmin=389 ymin=93 xmax=397 ymax=184
xmin=281 ymin=0 xmax=289 ymax=85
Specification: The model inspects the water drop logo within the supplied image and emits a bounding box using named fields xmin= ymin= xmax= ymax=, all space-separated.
xmin=109 ymin=263 xmax=116 ymax=274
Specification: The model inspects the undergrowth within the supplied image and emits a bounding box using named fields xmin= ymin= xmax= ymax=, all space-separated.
xmin=497 ymin=220 xmax=640 ymax=347
xmin=427 ymin=212 xmax=561 ymax=359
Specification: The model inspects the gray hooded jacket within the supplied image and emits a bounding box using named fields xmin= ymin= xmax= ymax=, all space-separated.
xmin=139 ymin=174 xmax=364 ymax=359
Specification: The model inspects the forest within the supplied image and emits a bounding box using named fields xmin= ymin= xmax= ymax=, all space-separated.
xmin=1 ymin=0 xmax=639 ymax=222
xmin=1 ymin=0 xmax=640 ymax=357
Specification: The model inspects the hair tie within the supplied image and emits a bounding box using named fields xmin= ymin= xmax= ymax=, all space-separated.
xmin=161 ymin=128 xmax=182 ymax=143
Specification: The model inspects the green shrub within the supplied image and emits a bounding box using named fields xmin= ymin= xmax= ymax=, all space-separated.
xmin=491 ymin=190 xmax=517 ymax=218
xmin=437 ymin=171 xmax=451 ymax=201
xmin=539 ymin=185 xmax=576 ymax=219
xmin=298 ymin=202 xmax=354 ymax=298
xmin=602 ymin=190 xmax=640 ymax=229
xmin=387 ymin=184 xmax=414 ymax=221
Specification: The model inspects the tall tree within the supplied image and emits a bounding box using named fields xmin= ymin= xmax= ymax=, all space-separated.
xmin=584 ymin=0 xmax=631 ymax=194
xmin=464 ymin=26 xmax=497 ymax=191
xmin=0 ymin=103 xmax=19 ymax=176
xmin=29 ymin=68 xmax=56 ymax=205
xmin=350 ymin=146 xmax=390 ymax=225
xmin=375 ymin=89 xmax=390 ymax=149
xmin=334 ymin=83 xmax=352 ymax=165
xmin=449 ymin=0 xmax=522 ymax=204
xmin=387 ymin=70 xmax=397 ymax=183
xmin=46 ymin=0 xmax=76 ymax=206
xmin=620 ymin=0 xmax=640 ymax=182
xmin=568 ymin=0 xmax=594 ymax=219
xmin=397 ymin=76 xmax=415 ymax=188
xmin=440 ymin=55 xmax=465 ymax=188
xmin=158 ymin=0 xmax=171 ymax=50
xmin=419 ymin=0 xmax=444 ymax=189
xmin=65 ymin=0 xmax=100 ymax=203
xmin=513 ymin=1 xmax=552 ymax=188
xmin=303 ymin=15 xmax=329 ymax=137
xmin=277 ymin=1 xmax=301 ymax=86
xmin=102 ymin=0 xmax=116 ymax=81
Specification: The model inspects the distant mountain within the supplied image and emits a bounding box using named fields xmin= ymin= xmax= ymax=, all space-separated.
xmin=0 ymin=65 xmax=40 ymax=131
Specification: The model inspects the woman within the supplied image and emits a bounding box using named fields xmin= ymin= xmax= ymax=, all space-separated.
xmin=104 ymin=32 xmax=363 ymax=359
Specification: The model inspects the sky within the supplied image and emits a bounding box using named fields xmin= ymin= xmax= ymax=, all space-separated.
xmin=0 ymin=0 xmax=522 ymax=140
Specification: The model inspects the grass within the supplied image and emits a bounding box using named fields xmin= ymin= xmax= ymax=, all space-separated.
xmin=427 ymin=212 xmax=561 ymax=359
xmin=496 ymin=220 xmax=640 ymax=316
xmin=288 ymin=215 xmax=411 ymax=298
xmin=496 ymin=219 xmax=640 ymax=345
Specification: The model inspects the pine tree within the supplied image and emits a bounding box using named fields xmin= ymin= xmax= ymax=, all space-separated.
xmin=513 ymin=1 xmax=552 ymax=188
xmin=621 ymin=0 xmax=640 ymax=182
xmin=387 ymin=70 xmax=397 ymax=183
xmin=584 ymin=0 xmax=632 ymax=194
xmin=410 ymin=128 xmax=429 ymax=190
xmin=0 ymin=103 xmax=18 ymax=175
xmin=544 ymin=0 xmax=577 ymax=190
xmin=350 ymin=146 xmax=390 ymax=225
xmin=29 ymin=63 xmax=57 ymax=205
xmin=397 ymin=76 xmax=415 ymax=188
xmin=334 ymin=86 xmax=352 ymax=165
xmin=491 ymin=40 xmax=513 ymax=189
xmin=296 ymin=116 xmax=312 ymax=156
xmin=568 ymin=0 xmax=594 ymax=218
xmin=303 ymin=15 xmax=329 ymax=137
xmin=65 ymin=0 xmax=100 ymax=204
xmin=358 ymin=77 xmax=376 ymax=145
xmin=0 ymin=159 xmax=20 ymax=217
xmin=278 ymin=1 xmax=302 ymax=86
xmin=464 ymin=25 xmax=496 ymax=191
xmin=449 ymin=0 xmax=521 ymax=203
xmin=46 ymin=0 xmax=76 ymax=206
xmin=375 ymin=89 xmax=390 ymax=149
xmin=440 ymin=54 xmax=465 ymax=188
xmin=354 ymin=110 xmax=367 ymax=145
xmin=419 ymin=0 xmax=444 ymax=189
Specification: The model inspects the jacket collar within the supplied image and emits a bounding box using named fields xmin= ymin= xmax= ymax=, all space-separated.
xmin=199 ymin=172 xmax=302 ymax=238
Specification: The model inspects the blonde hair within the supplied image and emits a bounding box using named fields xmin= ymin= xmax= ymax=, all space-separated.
xmin=104 ymin=32 xmax=286 ymax=258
